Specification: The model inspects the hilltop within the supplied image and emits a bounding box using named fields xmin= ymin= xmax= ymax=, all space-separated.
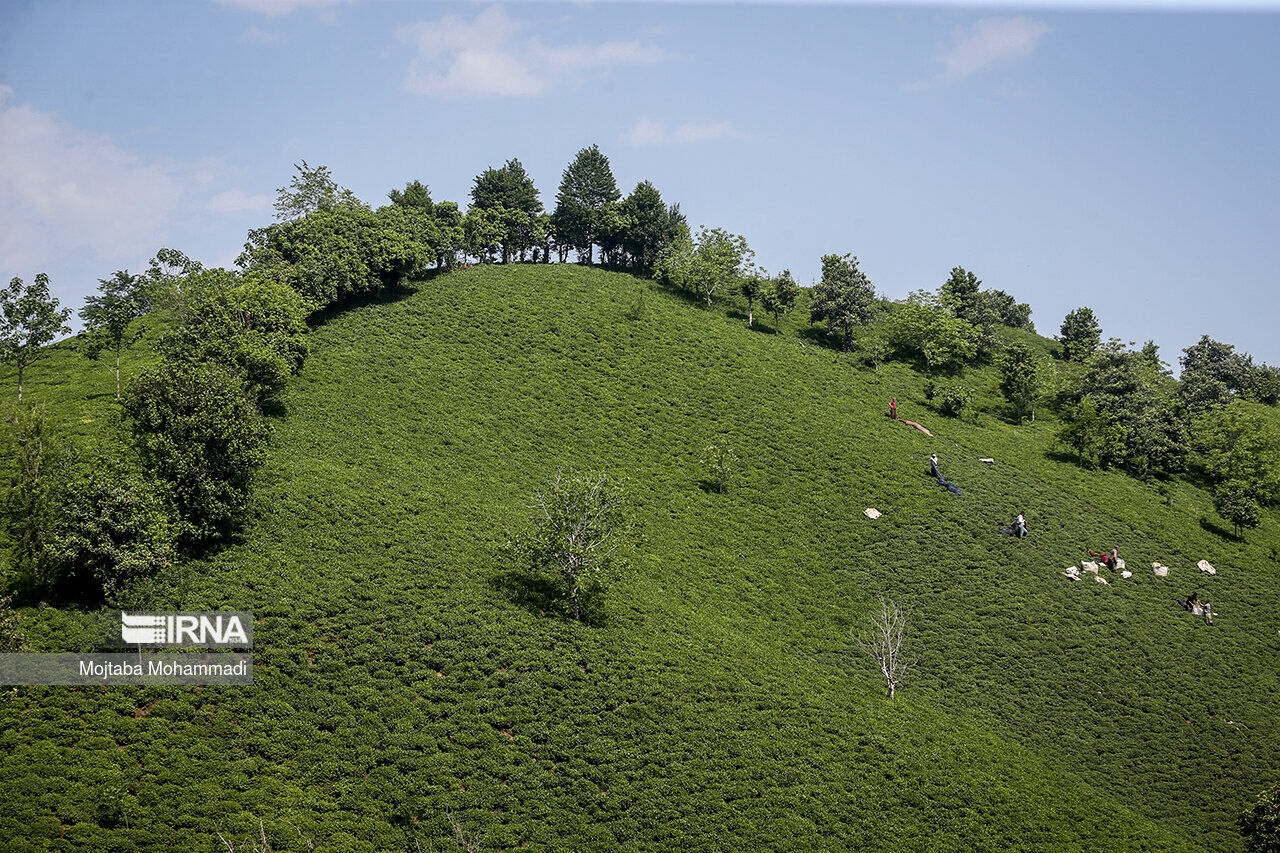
xmin=1 ymin=264 xmax=1277 ymax=851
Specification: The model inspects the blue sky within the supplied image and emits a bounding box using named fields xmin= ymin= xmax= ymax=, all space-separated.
xmin=2 ymin=0 xmax=1277 ymax=366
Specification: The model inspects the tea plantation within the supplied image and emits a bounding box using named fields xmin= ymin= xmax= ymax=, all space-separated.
xmin=2 ymin=264 xmax=1277 ymax=851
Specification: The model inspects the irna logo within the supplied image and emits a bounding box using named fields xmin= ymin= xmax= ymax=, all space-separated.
xmin=120 ymin=612 xmax=253 ymax=647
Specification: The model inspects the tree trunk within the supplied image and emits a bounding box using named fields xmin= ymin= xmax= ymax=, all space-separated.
xmin=16 ymin=364 xmax=23 ymax=404
xmin=747 ymin=301 xmax=754 ymax=327
xmin=114 ymin=347 xmax=122 ymax=401
xmin=887 ymin=681 xmax=895 ymax=700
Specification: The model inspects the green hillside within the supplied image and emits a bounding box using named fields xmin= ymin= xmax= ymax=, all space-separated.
xmin=2 ymin=264 xmax=1277 ymax=851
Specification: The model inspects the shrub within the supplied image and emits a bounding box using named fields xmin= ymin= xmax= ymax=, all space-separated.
xmin=512 ymin=471 xmax=631 ymax=621
xmin=159 ymin=269 xmax=309 ymax=403
xmin=926 ymin=380 xmax=972 ymax=418
xmin=699 ymin=443 xmax=738 ymax=493
xmin=48 ymin=464 xmax=178 ymax=602
xmin=1242 ymin=781 xmax=1280 ymax=853
xmin=125 ymin=361 xmax=269 ymax=546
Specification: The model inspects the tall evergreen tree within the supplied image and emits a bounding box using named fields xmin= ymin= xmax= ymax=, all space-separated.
xmin=552 ymin=145 xmax=620 ymax=264
xmin=471 ymin=159 xmax=543 ymax=263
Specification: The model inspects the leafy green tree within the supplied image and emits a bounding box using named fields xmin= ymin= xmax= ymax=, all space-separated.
xmin=620 ymin=181 xmax=685 ymax=270
xmin=274 ymin=160 xmax=363 ymax=221
xmin=125 ymin=361 xmax=269 ymax=546
xmin=886 ymin=291 xmax=977 ymax=372
xmin=997 ymin=341 xmax=1046 ymax=421
xmin=1242 ymin=780 xmax=1280 ymax=853
xmin=79 ymin=270 xmax=149 ymax=400
xmin=1179 ymin=335 xmax=1252 ymax=410
xmin=1059 ymin=398 xmax=1126 ymax=469
xmin=388 ymin=180 xmax=434 ymax=214
xmin=464 ymin=207 xmax=505 ymax=264
xmin=431 ymin=201 xmax=465 ymax=269
xmin=690 ymin=227 xmax=752 ymax=308
xmin=513 ymin=470 xmax=631 ymax=621
xmin=941 ymin=266 xmax=981 ymax=318
xmin=987 ymin=289 xmax=1033 ymax=331
xmin=471 ymin=159 xmax=543 ymax=263
xmin=49 ymin=463 xmax=178 ymax=602
xmin=241 ymin=203 xmax=432 ymax=308
xmin=158 ymin=269 xmax=309 ymax=404
xmin=1 ymin=403 xmax=70 ymax=587
xmin=552 ymin=145 xmax=621 ymax=264
xmin=652 ymin=234 xmax=695 ymax=293
xmin=1213 ymin=479 xmax=1261 ymax=537
xmin=1247 ymin=364 xmax=1280 ymax=406
xmin=810 ymin=253 xmax=877 ymax=349
xmin=1059 ymin=307 xmax=1101 ymax=362
xmin=1189 ymin=401 xmax=1280 ymax=507
xmin=761 ymin=271 xmax=799 ymax=334
xmin=0 ymin=273 xmax=73 ymax=403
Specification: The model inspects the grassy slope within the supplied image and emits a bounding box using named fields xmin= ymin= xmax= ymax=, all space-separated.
xmin=2 ymin=265 xmax=1277 ymax=851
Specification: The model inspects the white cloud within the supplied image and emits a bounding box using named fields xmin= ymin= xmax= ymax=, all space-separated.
xmin=212 ymin=0 xmax=350 ymax=16
xmin=621 ymin=116 xmax=744 ymax=146
xmin=396 ymin=6 xmax=666 ymax=98
xmin=207 ymin=188 xmax=273 ymax=214
xmin=939 ymin=17 xmax=1051 ymax=81
xmin=0 ymin=85 xmax=260 ymax=276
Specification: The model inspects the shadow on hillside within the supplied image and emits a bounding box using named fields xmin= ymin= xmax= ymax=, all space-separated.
xmin=307 ymin=274 xmax=436 ymax=329
xmin=1199 ymin=517 xmax=1243 ymax=542
xmin=490 ymin=569 xmax=610 ymax=626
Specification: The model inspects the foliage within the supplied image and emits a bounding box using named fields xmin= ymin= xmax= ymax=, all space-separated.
xmin=810 ymin=253 xmax=877 ymax=349
xmin=885 ymin=291 xmax=977 ymax=372
xmin=760 ymin=270 xmax=799 ymax=333
xmin=512 ymin=470 xmax=631 ymax=621
xmin=1058 ymin=398 xmax=1126 ymax=469
xmin=1180 ymin=335 xmax=1253 ymax=411
xmin=699 ymin=442 xmax=738 ymax=493
xmin=158 ymin=269 xmax=309 ymax=404
xmin=0 ymin=273 xmax=73 ymax=403
xmin=240 ymin=203 xmax=434 ymax=308
xmin=1246 ymin=364 xmax=1280 ymax=406
xmin=739 ymin=270 xmax=763 ymax=328
xmin=47 ymin=463 xmax=178 ymax=602
xmin=1058 ymin=307 xmax=1101 ymax=362
xmin=929 ymin=380 xmax=973 ymax=418
xmin=1242 ymin=781 xmax=1280 ymax=853
xmin=690 ymin=227 xmax=752 ymax=308
xmin=471 ymin=159 xmax=543 ymax=263
xmin=1 ymin=403 xmax=71 ymax=587
xmin=124 ymin=361 xmax=269 ymax=545
xmin=1212 ymin=479 xmax=1261 ymax=537
xmin=1188 ymin=401 xmax=1280 ymax=506
xmin=552 ymin=144 xmax=621 ymax=264
xmin=388 ymin=179 xmax=434 ymax=214
xmin=0 ymin=591 xmax=22 ymax=652
xmin=620 ymin=181 xmax=687 ymax=270
xmin=79 ymin=270 xmax=150 ymax=400
xmin=997 ymin=341 xmax=1046 ymax=421
xmin=274 ymin=160 xmax=363 ymax=221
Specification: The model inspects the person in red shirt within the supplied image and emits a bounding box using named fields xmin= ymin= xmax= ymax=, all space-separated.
xmin=1087 ymin=547 xmax=1119 ymax=569
xmin=889 ymin=397 xmax=897 ymax=419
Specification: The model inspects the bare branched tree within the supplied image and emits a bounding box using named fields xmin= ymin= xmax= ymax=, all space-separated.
xmin=853 ymin=598 xmax=915 ymax=700
xmin=516 ymin=470 xmax=630 ymax=621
